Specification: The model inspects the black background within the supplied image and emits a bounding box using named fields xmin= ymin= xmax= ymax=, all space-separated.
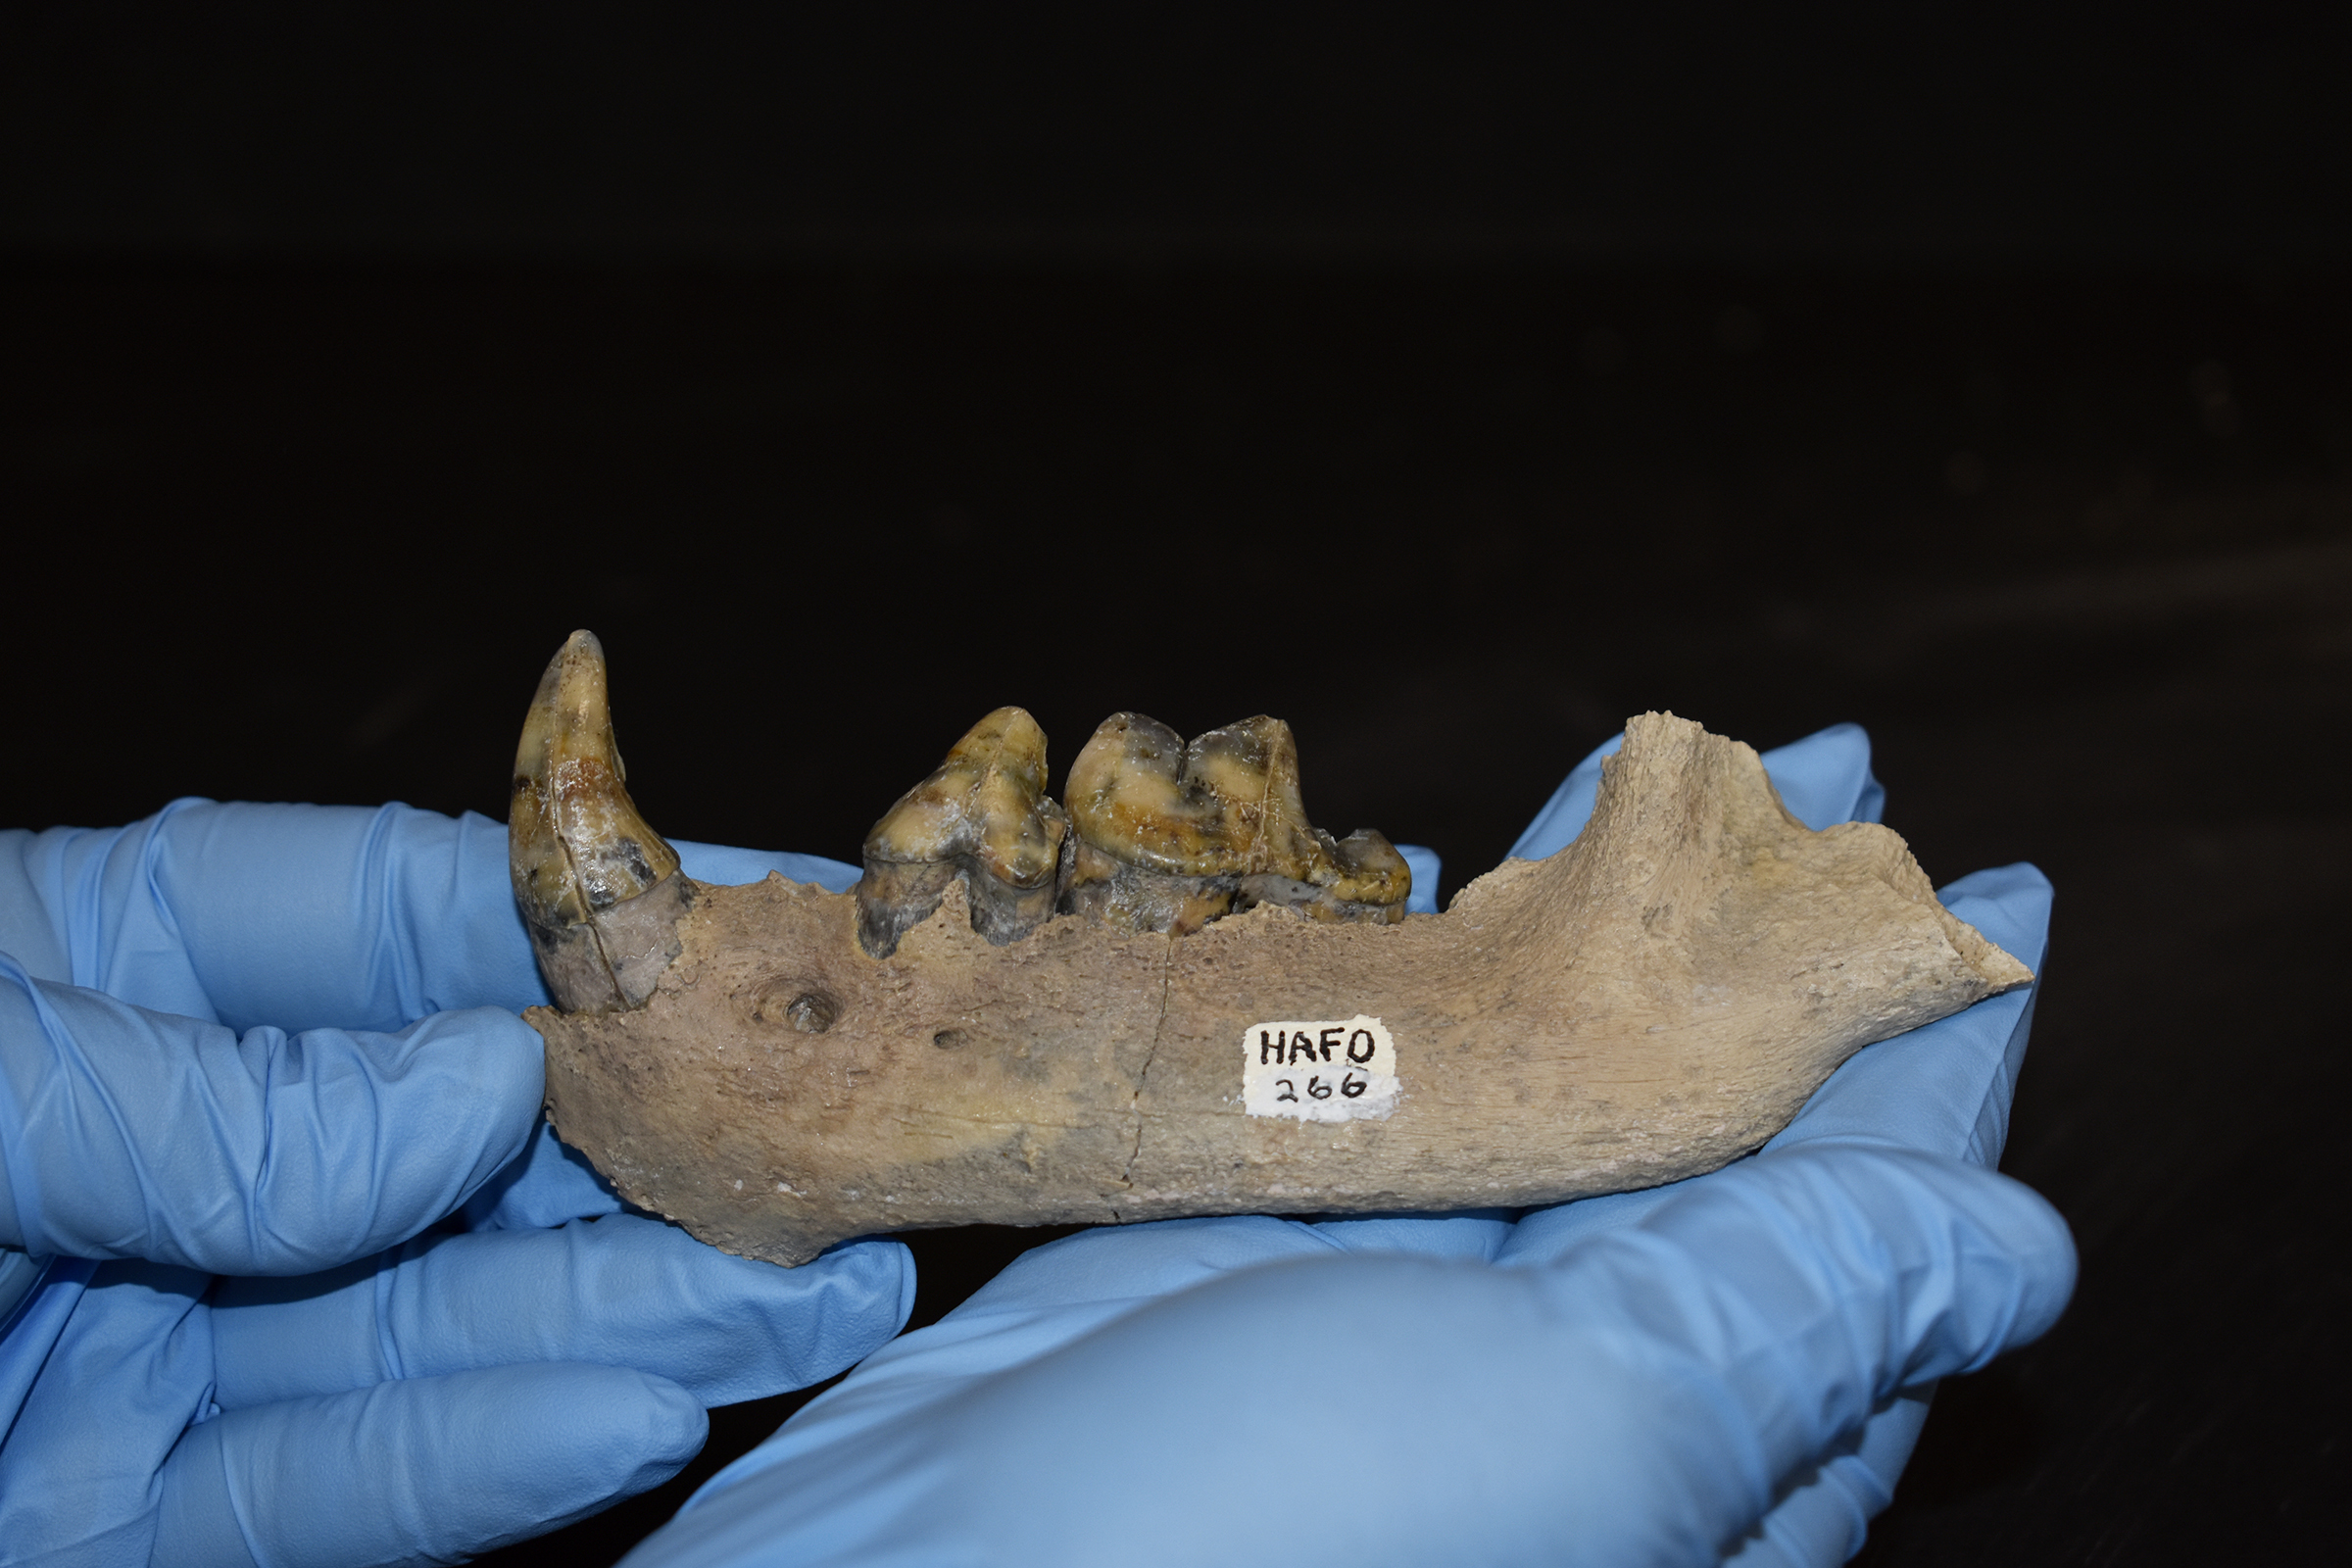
xmin=4 ymin=8 xmax=2346 ymax=1563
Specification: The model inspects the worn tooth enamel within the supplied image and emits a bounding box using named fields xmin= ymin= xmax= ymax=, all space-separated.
xmin=509 ymin=630 xmax=692 ymax=1011
xmin=858 ymin=707 xmax=1069 ymax=958
xmin=1058 ymin=712 xmax=1411 ymax=933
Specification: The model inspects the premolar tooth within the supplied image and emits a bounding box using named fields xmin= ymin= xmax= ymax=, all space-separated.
xmin=511 ymin=630 xmax=692 ymax=1011
xmin=1060 ymin=712 xmax=1410 ymax=933
xmin=858 ymin=707 xmax=1068 ymax=958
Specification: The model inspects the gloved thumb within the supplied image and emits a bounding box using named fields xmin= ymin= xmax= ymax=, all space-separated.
xmin=0 ymin=958 xmax=543 ymax=1273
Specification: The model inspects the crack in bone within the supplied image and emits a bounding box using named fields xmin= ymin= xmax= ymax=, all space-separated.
xmin=1119 ymin=931 xmax=1177 ymax=1193
xmin=554 ymin=827 xmax=626 ymax=1004
xmin=510 ymin=632 xmax=685 ymax=1011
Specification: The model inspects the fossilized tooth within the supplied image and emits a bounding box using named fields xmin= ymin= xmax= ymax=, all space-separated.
xmin=1058 ymin=712 xmax=1412 ymax=934
xmin=519 ymin=664 xmax=2034 ymax=1266
xmin=510 ymin=630 xmax=692 ymax=1012
xmin=858 ymin=707 xmax=1070 ymax=959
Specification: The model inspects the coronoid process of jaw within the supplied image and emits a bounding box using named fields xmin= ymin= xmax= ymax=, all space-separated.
xmin=514 ymin=631 xmax=2034 ymax=1266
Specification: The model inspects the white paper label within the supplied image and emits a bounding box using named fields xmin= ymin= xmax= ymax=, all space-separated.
xmin=1243 ymin=1014 xmax=1398 ymax=1121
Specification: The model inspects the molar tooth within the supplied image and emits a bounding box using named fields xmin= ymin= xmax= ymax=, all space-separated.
xmin=510 ymin=630 xmax=691 ymax=1011
xmin=1061 ymin=712 xmax=1411 ymax=933
xmin=858 ymin=707 xmax=1068 ymax=958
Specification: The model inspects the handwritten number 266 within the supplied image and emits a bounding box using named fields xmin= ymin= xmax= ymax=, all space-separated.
xmin=1275 ymin=1072 xmax=1370 ymax=1102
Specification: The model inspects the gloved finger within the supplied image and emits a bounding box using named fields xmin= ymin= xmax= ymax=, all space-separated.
xmin=155 ymin=1362 xmax=707 ymax=1568
xmin=0 ymin=1258 xmax=212 ymax=1560
xmin=7 ymin=801 xmax=548 ymax=1032
xmin=1508 ymin=721 xmax=1882 ymax=862
xmin=457 ymin=1119 xmax=629 ymax=1231
xmin=628 ymin=1144 xmax=2071 ymax=1568
xmin=1723 ymin=1388 xmax=1933 ymax=1567
xmin=0 ymin=969 xmax=542 ymax=1271
xmin=209 ymin=1215 xmax=914 ymax=1409
xmin=18 ymin=803 xmax=883 ymax=1039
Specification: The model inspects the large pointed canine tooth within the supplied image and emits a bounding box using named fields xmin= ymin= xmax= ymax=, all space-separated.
xmin=858 ymin=707 xmax=1069 ymax=958
xmin=1060 ymin=712 xmax=1410 ymax=933
xmin=511 ymin=630 xmax=691 ymax=1011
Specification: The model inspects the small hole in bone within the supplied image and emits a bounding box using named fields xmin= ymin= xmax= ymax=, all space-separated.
xmin=933 ymin=1028 xmax=969 ymax=1051
xmin=783 ymin=992 xmax=838 ymax=1033
xmin=756 ymin=984 xmax=839 ymax=1032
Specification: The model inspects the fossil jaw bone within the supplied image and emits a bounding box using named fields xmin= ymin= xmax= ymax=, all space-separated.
xmin=512 ymin=633 xmax=2034 ymax=1267
xmin=1059 ymin=712 xmax=1410 ymax=934
xmin=858 ymin=707 xmax=1069 ymax=958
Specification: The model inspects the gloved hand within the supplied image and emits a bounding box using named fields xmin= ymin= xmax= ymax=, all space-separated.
xmin=0 ymin=803 xmax=913 ymax=1568
xmin=622 ymin=724 xmax=2075 ymax=1568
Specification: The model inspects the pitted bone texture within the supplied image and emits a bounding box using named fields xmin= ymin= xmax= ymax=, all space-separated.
xmin=1059 ymin=712 xmax=1411 ymax=934
xmin=858 ymin=707 xmax=1070 ymax=958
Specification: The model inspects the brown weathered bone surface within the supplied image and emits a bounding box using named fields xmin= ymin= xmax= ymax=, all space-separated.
xmin=519 ymin=634 xmax=2032 ymax=1266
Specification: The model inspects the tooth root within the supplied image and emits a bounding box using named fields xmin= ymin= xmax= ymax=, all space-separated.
xmin=511 ymin=631 xmax=691 ymax=1011
xmin=1060 ymin=712 xmax=1411 ymax=933
xmin=858 ymin=707 xmax=1068 ymax=959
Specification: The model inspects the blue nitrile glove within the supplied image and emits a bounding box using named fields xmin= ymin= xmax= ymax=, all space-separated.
xmin=623 ymin=724 xmax=2074 ymax=1568
xmin=0 ymin=802 xmax=913 ymax=1568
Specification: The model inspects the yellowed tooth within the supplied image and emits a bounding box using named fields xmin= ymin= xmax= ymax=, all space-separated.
xmin=1059 ymin=712 xmax=1411 ymax=933
xmin=510 ymin=630 xmax=691 ymax=1011
xmin=858 ymin=707 xmax=1069 ymax=958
